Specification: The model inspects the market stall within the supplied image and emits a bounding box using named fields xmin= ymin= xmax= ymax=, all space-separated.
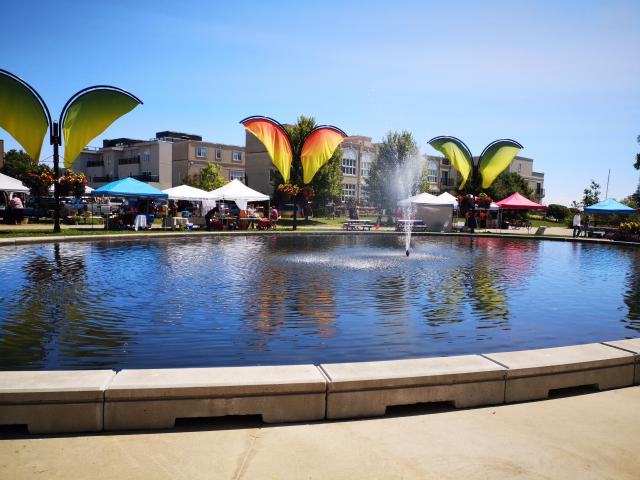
xmin=398 ymin=192 xmax=454 ymax=232
xmin=92 ymin=177 xmax=168 ymax=230
xmin=494 ymin=192 xmax=545 ymax=231
xmin=162 ymin=185 xmax=221 ymax=227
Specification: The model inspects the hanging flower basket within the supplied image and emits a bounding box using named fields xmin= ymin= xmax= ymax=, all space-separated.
xmin=59 ymin=170 xmax=88 ymax=198
xmin=477 ymin=193 xmax=493 ymax=209
xmin=23 ymin=165 xmax=55 ymax=197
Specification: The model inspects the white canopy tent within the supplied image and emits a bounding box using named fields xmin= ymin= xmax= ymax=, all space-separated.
xmin=397 ymin=192 xmax=439 ymax=207
xmin=398 ymin=192 xmax=455 ymax=232
xmin=0 ymin=172 xmax=29 ymax=194
xmin=437 ymin=191 xmax=458 ymax=207
xmin=209 ymin=179 xmax=269 ymax=210
xmin=162 ymin=185 xmax=221 ymax=214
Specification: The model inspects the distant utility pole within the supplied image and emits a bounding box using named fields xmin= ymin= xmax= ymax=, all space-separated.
xmin=605 ymin=168 xmax=611 ymax=199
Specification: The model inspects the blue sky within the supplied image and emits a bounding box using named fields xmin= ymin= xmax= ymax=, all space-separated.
xmin=1 ymin=0 xmax=639 ymax=205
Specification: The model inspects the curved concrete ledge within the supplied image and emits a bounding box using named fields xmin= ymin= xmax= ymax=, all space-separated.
xmin=0 ymin=340 xmax=638 ymax=434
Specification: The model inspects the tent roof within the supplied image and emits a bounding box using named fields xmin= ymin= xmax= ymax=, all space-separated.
xmin=495 ymin=192 xmax=545 ymax=210
xmin=162 ymin=184 xmax=221 ymax=201
xmin=584 ymin=198 xmax=636 ymax=214
xmin=436 ymin=192 xmax=459 ymax=207
xmin=437 ymin=192 xmax=457 ymax=202
xmin=209 ymin=179 xmax=269 ymax=202
xmin=398 ymin=192 xmax=451 ymax=206
xmin=92 ymin=177 xmax=168 ymax=198
xmin=0 ymin=172 xmax=29 ymax=193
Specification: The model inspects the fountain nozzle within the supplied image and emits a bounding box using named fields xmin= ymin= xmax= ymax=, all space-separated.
xmin=405 ymin=249 xmax=410 ymax=257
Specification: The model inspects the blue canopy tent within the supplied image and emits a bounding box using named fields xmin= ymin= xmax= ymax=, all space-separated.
xmin=92 ymin=177 xmax=168 ymax=198
xmin=92 ymin=178 xmax=167 ymax=230
xmin=583 ymin=199 xmax=636 ymax=214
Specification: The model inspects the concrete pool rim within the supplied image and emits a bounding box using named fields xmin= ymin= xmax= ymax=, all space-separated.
xmin=1 ymin=339 xmax=639 ymax=434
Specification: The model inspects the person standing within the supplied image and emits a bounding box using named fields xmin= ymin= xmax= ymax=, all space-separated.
xmin=9 ymin=194 xmax=24 ymax=225
xmin=581 ymin=214 xmax=590 ymax=237
xmin=572 ymin=211 xmax=582 ymax=238
xmin=270 ymin=206 xmax=279 ymax=229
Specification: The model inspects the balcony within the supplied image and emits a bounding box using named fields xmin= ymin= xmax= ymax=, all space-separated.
xmin=440 ymin=178 xmax=456 ymax=187
xmin=118 ymin=156 xmax=141 ymax=165
xmin=92 ymin=176 xmax=118 ymax=183
xmin=132 ymin=174 xmax=160 ymax=182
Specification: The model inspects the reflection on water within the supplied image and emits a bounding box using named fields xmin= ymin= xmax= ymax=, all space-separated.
xmin=624 ymin=249 xmax=640 ymax=331
xmin=0 ymin=235 xmax=638 ymax=370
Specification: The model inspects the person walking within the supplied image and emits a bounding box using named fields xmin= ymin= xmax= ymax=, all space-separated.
xmin=581 ymin=214 xmax=590 ymax=237
xmin=572 ymin=211 xmax=582 ymax=238
xmin=9 ymin=194 xmax=24 ymax=225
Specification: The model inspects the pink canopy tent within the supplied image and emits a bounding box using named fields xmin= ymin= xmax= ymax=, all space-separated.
xmin=495 ymin=192 xmax=545 ymax=210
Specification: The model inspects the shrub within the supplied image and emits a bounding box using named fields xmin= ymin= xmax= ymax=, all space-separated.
xmin=546 ymin=204 xmax=569 ymax=222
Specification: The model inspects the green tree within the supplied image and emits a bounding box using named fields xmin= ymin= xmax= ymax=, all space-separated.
xmin=633 ymin=134 xmax=640 ymax=170
xmin=271 ymin=115 xmax=343 ymax=211
xmin=630 ymin=180 xmax=640 ymax=206
xmin=1 ymin=149 xmax=37 ymax=181
xmin=581 ymin=180 xmax=601 ymax=207
xmin=483 ymin=171 xmax=533 ymax=201
xmin=546 ymin=204 xmax=569 ymax=222
xmin=365 ymin=131 xmax=419 ymax=211
xmin=183 ymin=162 xmax=228 ymax=191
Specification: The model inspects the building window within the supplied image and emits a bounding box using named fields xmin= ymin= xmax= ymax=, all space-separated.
xmin=441 ymin=158 xmax=450 ymax=166
xmin=143 ymin=150 xmax=150 ymax=162
xmin=341 ymin=184 xmax=356 ymax=202
xmin=360 ymin=151 xmax=371 ymax=178
xmin=230 ymin=170 xmax=244 ymax=181
xmin=216 ymin=148 xmax=222 ymax=160
xmin=232 ymin=151 xmax=242 ymax=162
xmin=342 ymin=148 xmax=356 ymax=176
xmin=197 ymin=147 xmax=207 ymax=158
xmin=441 ymin=170 xmax=449 ymax=186
xmin=427 ymin=160 xmax=438 ymax=184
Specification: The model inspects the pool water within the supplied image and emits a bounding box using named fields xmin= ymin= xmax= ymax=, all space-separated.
xmin=0 ymin=235 xmax=638 ymax=370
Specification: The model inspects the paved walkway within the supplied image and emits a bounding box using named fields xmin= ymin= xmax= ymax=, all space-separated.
xmin=1 ymin=386 xmax=638 ymax=479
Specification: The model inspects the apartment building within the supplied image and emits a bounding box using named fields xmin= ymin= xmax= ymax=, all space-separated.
xmin=340 ymin=136 xmax=376 ymax=203
xmin=72 ymin=131 xmax=245 ymax=190
xmin=172 ymin=137 xmax=245 ymax=187
xmin=72 ymin=137 xmax=173 ymax=189
xmin=508 ymin=156 xmax=545 ymax=202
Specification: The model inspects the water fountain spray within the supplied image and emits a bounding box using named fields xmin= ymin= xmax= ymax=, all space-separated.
xmin=391 ymin=153 xmax=427 ymax=257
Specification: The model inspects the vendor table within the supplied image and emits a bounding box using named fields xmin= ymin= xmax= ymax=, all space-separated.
xmin=172 ymin=217 xmax=188 ymax=229
xmin=134 ymin=214 xmax=148 ymax=231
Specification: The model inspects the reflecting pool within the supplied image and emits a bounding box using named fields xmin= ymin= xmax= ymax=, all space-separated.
xmin=0 ymin=235 xmax=638 ymax=370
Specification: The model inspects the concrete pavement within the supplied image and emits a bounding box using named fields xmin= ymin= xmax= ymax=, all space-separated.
xmin=1 ymin=386 xmax=639 ymax=479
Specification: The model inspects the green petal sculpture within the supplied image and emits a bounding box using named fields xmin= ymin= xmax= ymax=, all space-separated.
xmin=428 ymin=136 xmax=523 ymax=190
xmin=0 ymin=69 xmax=142 ymax=232
xmin=0 ymin=69 xmax=50 ymax=162
xmin=62 ymin=88 xmax=142 ymax=168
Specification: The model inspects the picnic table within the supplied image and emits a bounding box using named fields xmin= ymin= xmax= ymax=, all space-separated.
xmin=395 ymin=219 xmax=427 ymax=232
xmin=343 ymin=219 xmax=375 ymax=231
